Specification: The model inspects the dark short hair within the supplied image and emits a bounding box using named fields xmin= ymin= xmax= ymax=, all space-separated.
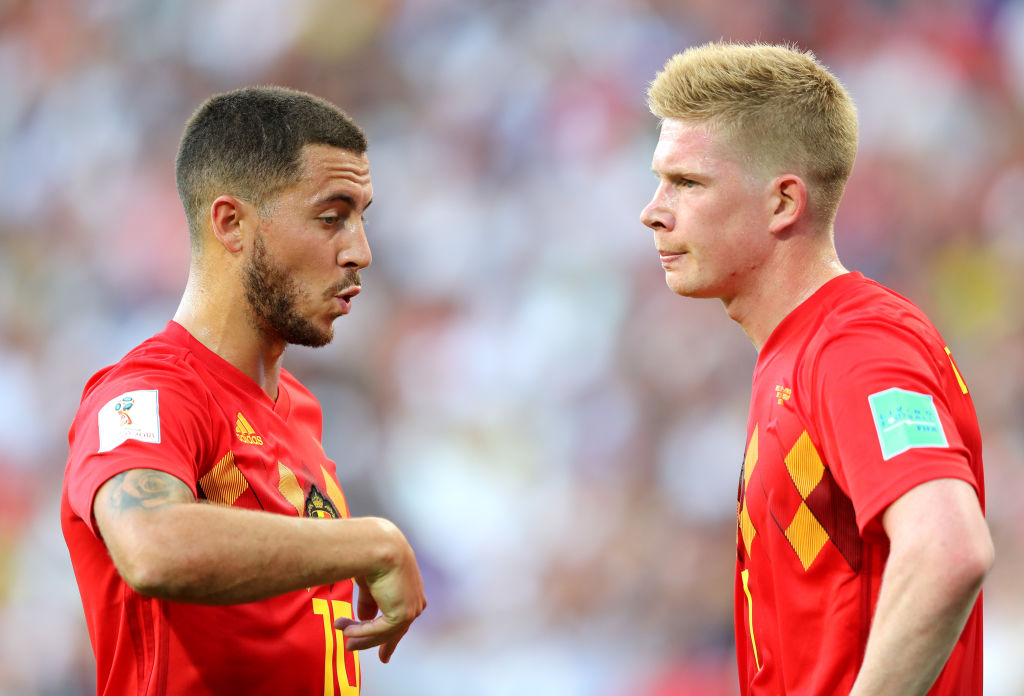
xmin=175 ymin=86 xmax=368 ymax=248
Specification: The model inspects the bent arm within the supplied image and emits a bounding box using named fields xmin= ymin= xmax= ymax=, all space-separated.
xmin=94 ymin=467 xmax=421 ymax=601
xmin=849 ymin=477 xmax=993 ymax=696
xmin=95 ymin=468 xmax=426 ymax=661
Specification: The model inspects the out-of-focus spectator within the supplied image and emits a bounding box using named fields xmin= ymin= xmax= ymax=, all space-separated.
xmin=2 ymin=1 xmax=1022 ymax=694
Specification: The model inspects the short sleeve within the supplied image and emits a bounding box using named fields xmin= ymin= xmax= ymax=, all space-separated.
xmin=66 ymin=358 xmax=212 ymax=535
xmin=809 ymin=318 xmax=978 ymax=537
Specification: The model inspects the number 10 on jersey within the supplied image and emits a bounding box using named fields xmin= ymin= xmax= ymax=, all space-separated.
xmin=312 ymin=598 xmax=361 ymax=695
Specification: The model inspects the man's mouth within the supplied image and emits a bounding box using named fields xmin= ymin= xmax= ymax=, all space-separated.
xmin=658 ymin=249 xmax=686 ymax=265
xmin=333 ymin=286 xmax=361 ymax=314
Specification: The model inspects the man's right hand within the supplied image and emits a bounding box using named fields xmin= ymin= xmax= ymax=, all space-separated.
xmin=334 ymin=518 xmax=427 ymax=663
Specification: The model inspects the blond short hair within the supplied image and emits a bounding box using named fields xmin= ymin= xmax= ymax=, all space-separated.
xmin=648 ymin=42 xmax=858 ymax=226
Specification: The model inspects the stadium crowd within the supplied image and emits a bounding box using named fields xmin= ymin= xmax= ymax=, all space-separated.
xmin=1 ymin=0 xmax=1023 ymax=693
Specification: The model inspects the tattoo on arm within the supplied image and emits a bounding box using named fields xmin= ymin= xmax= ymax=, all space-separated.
xmin=101 ymin=469 xmax=194 ymax=517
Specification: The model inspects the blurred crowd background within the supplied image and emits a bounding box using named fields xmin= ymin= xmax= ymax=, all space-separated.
xmin=1 ymin=0 xmax=1023 ymax=693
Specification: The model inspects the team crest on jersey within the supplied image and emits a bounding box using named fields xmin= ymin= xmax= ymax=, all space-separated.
xmin=305 ymin=484 xmax=340 ymax=519
xmin=97 ymin=390 xmax=160 ymax=453
xmin=775 ymin=385 xmax=792 ymax=405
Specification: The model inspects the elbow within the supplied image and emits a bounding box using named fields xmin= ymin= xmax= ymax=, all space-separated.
xmin=947 ymin=528 xmax=995 ymax=601
xmin=114 ymin=542 xmax=183 ymax=599
xmin=104 ymin=516 xmax=195 ymax=599
xmin=120 ymin=565 xmax=162 ymax=598
xmin=967 ymin=532 xmax=995 ymax=592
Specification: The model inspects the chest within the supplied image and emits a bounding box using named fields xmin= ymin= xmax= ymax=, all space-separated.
xmin=739 ymin=369 xmax=861 ymax=574
xmin=199 ymin=389 xmax=348 ymax=519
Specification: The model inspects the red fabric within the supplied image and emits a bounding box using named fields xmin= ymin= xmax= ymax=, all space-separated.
xmin=735 ymin=272 xmax=983 ymax=695
xmin=62 ymin=321 xmax=360 ymax=695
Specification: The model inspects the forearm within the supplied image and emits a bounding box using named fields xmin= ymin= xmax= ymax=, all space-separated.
xmin=848 ymin=550 xmax=982 ymax=696
xmin=113 ymin=503 xmax=401 ymax=604
xmin=94 ymin=468 xmax=406 ymax=604
xmin=849 ymin=478 xmax=992 ymax=696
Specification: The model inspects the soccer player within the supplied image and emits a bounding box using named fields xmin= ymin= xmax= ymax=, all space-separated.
xmin=640 ymin=43 xmax=993 ymax=695
xmin=61 ymin=86 xmax=426 ymax=695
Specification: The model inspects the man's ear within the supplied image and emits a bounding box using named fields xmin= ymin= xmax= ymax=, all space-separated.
xmin=209 ymin=195 xmax=249 ymax=254
xmin=768 ymin=174 xmax=807 ymax=237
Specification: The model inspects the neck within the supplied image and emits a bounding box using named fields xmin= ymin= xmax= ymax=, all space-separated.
xmin=725 ymin=241 xmax=847 ymax=352
xmin=173 ymin=266 xmax=286 ymax=401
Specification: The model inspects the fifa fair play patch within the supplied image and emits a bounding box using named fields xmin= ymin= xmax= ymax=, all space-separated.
xmin=868 ymin=387 xmax=948 ymax=460
xmin=97 ymin=390 xmax=161 ymax=453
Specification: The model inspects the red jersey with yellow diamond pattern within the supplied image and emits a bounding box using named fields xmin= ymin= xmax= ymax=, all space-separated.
xmin=736 ymin=272 xmax=984 ymax=695
xmin=62 ymin=321 xmax=361 ymax=696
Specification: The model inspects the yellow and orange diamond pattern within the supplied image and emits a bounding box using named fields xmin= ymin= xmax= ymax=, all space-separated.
xmin=198 ymin=449 xmax=347 ymax=521
xmin=739 ymin=427 xmax=834 ymax=571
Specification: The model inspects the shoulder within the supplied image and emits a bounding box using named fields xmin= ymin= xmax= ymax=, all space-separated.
xmin=789 ymin=276 xmax=959 ymax=425
xmin=809 ymin=277 xmax=946 ymax=370
xmin=764 ymin=273 xmax=936 ymax=364
xmin=76 ymin=329 xmax=216 ymax=423
xmin=790 ymin=279 xmax=976 ymax=468
xmin=764 ymin=274 xmax=946 ymax=390
xmin=818 ymin=275 xmax=933 ymax=331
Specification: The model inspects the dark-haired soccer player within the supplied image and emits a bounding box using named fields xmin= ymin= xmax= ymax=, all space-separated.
xmin=62 ymin=86 xmax=426 ymax=695
xmin=640 ymin=43 xmax=992 ymax=695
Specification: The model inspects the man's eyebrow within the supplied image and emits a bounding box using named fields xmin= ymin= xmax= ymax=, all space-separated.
xmin=312 ymin=193 xmax=373 ymax=212
xmin=313 ymin=193 xmax=356 ymax=208
xmin=653 ymin=167 xmax=702 ymax=179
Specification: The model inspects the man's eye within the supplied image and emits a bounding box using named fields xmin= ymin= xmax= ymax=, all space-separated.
xmin=319 ymin=215 xmax=341 ymax=226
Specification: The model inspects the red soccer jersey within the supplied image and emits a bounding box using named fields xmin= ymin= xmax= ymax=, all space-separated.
xmin=735 ymin=272 xmax=984 ymax=695
xmin=62 ymin=321 xmax=362 ymax=696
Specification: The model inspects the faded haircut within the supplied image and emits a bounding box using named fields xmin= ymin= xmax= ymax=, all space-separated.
xmin=175 ymin=86 xmax=368 ymax=250
xmin=648 ymin=42 xmax=858 ymax=226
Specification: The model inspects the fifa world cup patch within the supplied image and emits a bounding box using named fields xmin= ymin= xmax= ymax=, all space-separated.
xmin=97 ymin=390 xmax=161 ymax=453
xmin=868 ymin=387 xmax=948 ymax=460
xmin=305 ymin=484 xmax=340 ymax=519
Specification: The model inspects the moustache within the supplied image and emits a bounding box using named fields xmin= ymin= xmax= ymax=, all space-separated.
xmin=325 ymin=270 xmax=362 ymax=299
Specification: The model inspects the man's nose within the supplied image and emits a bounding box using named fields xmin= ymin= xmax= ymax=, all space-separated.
xmin=640 ymin=192 xmax=673 ymax=231
xmin=338 ymin=223 xmax=372 ymax=269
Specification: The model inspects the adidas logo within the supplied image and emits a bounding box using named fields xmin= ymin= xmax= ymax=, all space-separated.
xmin=235 ymin=412 xmax=264 ymax=446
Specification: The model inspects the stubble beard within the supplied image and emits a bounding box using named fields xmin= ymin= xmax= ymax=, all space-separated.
xmin=243 ymin=233 xmax=334 ymax=348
